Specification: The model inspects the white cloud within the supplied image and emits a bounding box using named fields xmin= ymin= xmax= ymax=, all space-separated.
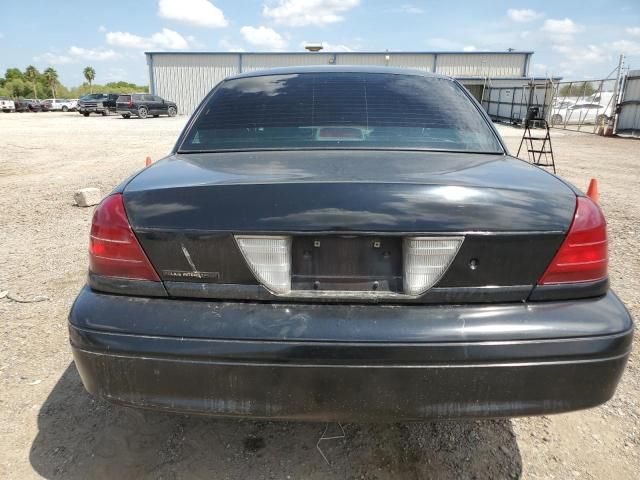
xmin=507 ymin=9 xmax=543 ymax=23
xmin=218 ymin=36 xmax=245 ymax=52
xmin=68 ymin=46 xmax=119 ymax=61
xmin=151 ymin=28 xmax=190 ymax=49
xmin=34 ymin=52 xmax=75 ymax=65
xmin=608 ymin=39 xmax=640 ymax=55
xmin=158 ymin=0 xmax=227 ymax=28
xmin=106 ymin=31 xmax=153 ymax=49
xmin=35 ymin=46 xmax=119 ymax=65
xmin=106 ymin=28 xmax=190 ymax=50
xmin=240 ymin=26 xmax=288 ymax=50
xmin=626 ymin=27 xmax=640 ymax=37
xmin=263 ymin=0 xmax=360 ymax=27
xmin=98 ymin=25 xmax=107 ymax=33
xmin=552 ymin=44 xmax=607 ymax=64
xmin=462 ymin=45 xmax=477 ymax=52
xmin=542 ymin=18 xmax=583 ymax=35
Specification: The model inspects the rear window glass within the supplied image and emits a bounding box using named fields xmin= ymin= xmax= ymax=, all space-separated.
xmin=179 ymin=72 xmax=502 ymax=153
xmin=118 ymin=95 xmax=131 ymax=102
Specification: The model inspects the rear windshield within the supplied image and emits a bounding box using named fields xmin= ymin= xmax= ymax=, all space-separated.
xmin=117 ymin=95 xmax=131 ymax=102
xmin=179 ymin=72 xmax=502 ymax=153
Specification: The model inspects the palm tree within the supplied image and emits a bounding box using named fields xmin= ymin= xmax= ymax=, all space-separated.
xmin=25 ymin=65 xmax=39 ymax=99
xmin=44 ymin=67 xmax=58 ymax=99
xmin=83 ymin=66 xmax=96 ymax=93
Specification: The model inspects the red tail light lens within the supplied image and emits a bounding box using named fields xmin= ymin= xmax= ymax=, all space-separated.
xmin=89 ymin=194 xmax=160 ymax=281
xmin=538 ymin=197 xmax=607 ymax=285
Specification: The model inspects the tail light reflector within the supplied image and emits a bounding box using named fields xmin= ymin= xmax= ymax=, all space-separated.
xmin=235 ymin=236 xmax=291 ymax=294
xmin=538 ymin=197 xmax=607 ymax=285
xmin=403 ymin=237 xmax=464 ymax=296
xmin=89 ymin=194 xmax=160 ymax=281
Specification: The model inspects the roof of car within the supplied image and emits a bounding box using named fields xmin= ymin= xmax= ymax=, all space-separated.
xmin=227 ymin=65 xmax=450 ymax=81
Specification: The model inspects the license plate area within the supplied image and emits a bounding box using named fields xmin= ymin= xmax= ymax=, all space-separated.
xmin=291 ymin=236 xmax=403 ymax=293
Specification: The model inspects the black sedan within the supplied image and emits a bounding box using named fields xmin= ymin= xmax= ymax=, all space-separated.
xmin=69 ymin=66 xmax=633 ymax=422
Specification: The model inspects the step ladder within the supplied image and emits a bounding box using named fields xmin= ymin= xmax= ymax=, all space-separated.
xmin=516 ymin=118 xmax=556 ymax=173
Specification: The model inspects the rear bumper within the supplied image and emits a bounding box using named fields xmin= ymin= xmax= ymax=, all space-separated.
xmin=69 ymin=287 xmax=633 ymax=421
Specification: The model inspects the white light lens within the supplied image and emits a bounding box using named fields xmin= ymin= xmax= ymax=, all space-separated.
xmin=235 ymin=236 xmax=291 ymax=294
xmin=403 ymin=237 xmax=464 ymax=296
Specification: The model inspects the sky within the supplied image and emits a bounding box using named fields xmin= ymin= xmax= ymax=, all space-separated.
xmin=1 ymin=0 xmax=639 ymax=86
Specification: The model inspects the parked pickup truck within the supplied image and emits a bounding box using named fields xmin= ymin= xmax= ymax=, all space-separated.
xmin=0 ymin=97 xmax=15 ymax=112
xmin=42 ymin=98 xmax=77 ymax=112
xmin=77 ymin=93 xmax=119 ymax=116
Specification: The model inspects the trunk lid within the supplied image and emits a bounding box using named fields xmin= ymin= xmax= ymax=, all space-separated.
xmin=122 ymin=151 xmax=575 ymax=302
xmin=124 ymin=150 xmax=575 ymax=232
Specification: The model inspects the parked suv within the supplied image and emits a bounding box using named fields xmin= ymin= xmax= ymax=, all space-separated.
xmin=77 ymin=93 xmax=119 ymax=116
xmin=116 ymin=94 xmax=178 ymax=118
xmin=0 ymin=97 xmax=15 ymax=112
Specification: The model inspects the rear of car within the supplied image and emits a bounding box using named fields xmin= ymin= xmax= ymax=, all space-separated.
xmin=69 ymin=68 xmax=632 ymax=421
xmin=0 ymin=97 xmax=15 ymax=112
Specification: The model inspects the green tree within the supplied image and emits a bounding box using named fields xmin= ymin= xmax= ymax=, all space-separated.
xmin=83 ymin=66 xmax=96 ymax=93
xmin=4 ymin=78 xmax=29 ymax=98
xmin=44 ymin=67 xmax=59 ymax=98
xmin=24 ymin=65 xmax=39 ymax=99
xmin=5 ymin=68 xmax=24 ymax=81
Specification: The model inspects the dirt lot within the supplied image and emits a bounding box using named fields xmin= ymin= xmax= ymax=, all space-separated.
xmin=0 ymin=112 xmax=638 ymax=479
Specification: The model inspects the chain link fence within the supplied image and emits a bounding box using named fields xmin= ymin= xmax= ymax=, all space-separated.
xmin=548 ymin=79 xmax=619 ymax=133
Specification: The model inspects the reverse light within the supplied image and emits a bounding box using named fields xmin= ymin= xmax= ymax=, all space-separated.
xmin=538 ymin=197 xmax=608 ymax=285
xmin=403 ymin=237 xmax=464 ymax=296
xmin=89 ymin=194 xmax=160 ymax=281
xmin=235 ymin=236 xmax=291 ymax=294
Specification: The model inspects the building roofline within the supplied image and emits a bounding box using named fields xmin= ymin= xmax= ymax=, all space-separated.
xmin=226 ymin=65 xmax=449 ymax=80
xmin=144 ymin=50 xmax=534 ymax=56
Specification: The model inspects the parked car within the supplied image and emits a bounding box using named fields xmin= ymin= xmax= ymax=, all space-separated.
xmin=14 ymin=98 xmax=41 ymax=112
xmin=0 ymin=97 xmax=15 ymax=112
xmin=551 ymin=101 xmax=611 ymax=125
xmin=42 ymin=98 xmax=77 ymax=112
xmin=69 ymin=66 xmax=633 ymax=422
xmin=116 ymin=93 xmax=178 ymax=118
xmin=77 ymin=93 xmax=119 ymax=116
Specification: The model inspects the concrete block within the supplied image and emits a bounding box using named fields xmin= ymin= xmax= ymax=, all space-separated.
xmin=74 ymin=188 xmax=102 ymax=207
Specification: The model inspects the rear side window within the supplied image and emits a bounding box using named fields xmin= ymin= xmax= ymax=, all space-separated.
xmin=179 ymin=72 xmax=502 ymax=153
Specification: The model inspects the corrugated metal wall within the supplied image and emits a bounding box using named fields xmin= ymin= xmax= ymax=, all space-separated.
xmin=148 ymin=52 xmax=530 ymax=114
xmin=242 ymin=53 xmax=334 ymax=71
xmin=151 ymin=53 xmax=239 ymax=114
xmin=436 ymin=53 xmax=526 ymax=77
xmin=616 ymin=70 xmax=640 ymax=137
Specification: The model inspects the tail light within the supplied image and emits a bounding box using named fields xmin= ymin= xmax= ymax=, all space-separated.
xmin=538 ymin=196 xmax=607 ymax=285
xmin=128 ymin=99 xmax=133 ymax=107
xmin=89 ymin=194 xmax=160 ymax=281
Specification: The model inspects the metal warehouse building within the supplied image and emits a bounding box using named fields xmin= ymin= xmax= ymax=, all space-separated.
xmin=145 ymin=50 xmax=552 ymax=118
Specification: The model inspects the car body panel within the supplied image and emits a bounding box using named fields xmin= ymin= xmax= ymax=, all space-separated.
xmin=69 ymin=287 xmax=633 ymax=420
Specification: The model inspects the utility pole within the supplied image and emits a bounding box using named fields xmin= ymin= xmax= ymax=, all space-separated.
xmin=611 ymin=54 xmax=625 ymax=134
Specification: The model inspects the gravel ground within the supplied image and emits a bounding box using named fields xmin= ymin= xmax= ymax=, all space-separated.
xmin=0 ymin=112 xmax=637 ymax=479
